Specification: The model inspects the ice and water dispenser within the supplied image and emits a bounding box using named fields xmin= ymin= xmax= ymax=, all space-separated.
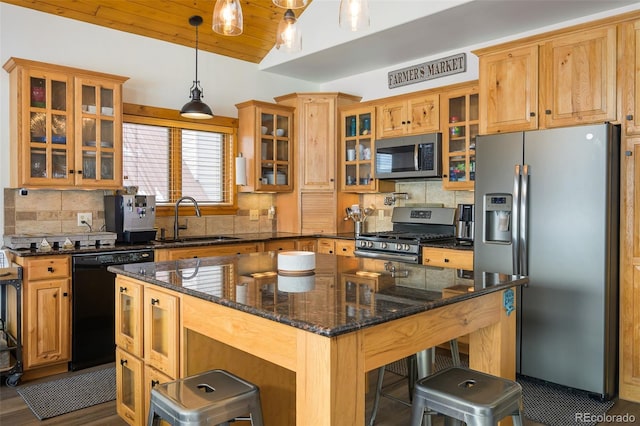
xmin=482 ymin=194 xmax=512 ymax=243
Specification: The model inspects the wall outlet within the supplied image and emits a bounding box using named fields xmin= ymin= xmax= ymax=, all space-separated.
xmin=267 ymin=205 xmax=276 ymax=220
xmin=249 ymin=209 xmax=259 ymax=221
xmin=77 ymin=212 xmax=92 ymax=227
xmin=378 ymin=209 xmax=385 ymax=220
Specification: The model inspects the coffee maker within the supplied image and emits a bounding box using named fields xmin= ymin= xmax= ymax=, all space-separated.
xmin=104 ymin=194 xmax=157 ymax=243
xmin=455 ymin=203 xmax=475 ymax=244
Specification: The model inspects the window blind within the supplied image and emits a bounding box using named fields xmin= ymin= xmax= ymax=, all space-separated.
xmin=122 ymin=122 xmax=233 ymax=205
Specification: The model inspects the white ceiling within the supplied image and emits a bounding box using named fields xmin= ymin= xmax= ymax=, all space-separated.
xmin=260 ymin=0 xmax=640 ymax=83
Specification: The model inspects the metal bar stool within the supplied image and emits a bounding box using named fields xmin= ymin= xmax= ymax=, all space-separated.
xmin=368 ymin=339 xmax=460 ymax=426
xmin=410 ymin=366 xmax=524 ymax=426
xmin=147 ymin=369 xmax=264 ymax=426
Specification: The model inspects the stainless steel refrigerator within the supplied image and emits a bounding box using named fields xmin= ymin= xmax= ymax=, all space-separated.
xmin=473 ymin=123 xmax=619 ymax=400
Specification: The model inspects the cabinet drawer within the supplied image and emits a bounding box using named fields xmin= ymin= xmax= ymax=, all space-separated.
xmin=264 ymin=240 xmax=297 ymax=252
xmin=422 ymin=248 xmax=473 ymax=269
xmin=335 ymin=240 xmax=355 ymax=257
xmin=317 ymin=239 xmax=335 ymax=254
xmin=26 ymin=256 xmax=70 ymax=280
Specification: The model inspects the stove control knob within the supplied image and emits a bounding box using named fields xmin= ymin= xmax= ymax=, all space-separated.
xmin=380 ymin=242 xmax=388 ymax=249
xmin=359 ymin=241 xmax=367 ymax=248
xmin=396 ymin=243 xmax=403 ymax=250
xmin=367 ymin=241 xmax=374 ymax=248
xmin=404 ymin=244 xmax=411 ymax=251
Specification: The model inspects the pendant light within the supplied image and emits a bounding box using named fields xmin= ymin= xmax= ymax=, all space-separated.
xmin=180 ymin=16 xmax=213 ymax=119
xmin=339 ymin=0 xmax=370 ymax=32
xmin=212 ymin=0 xmax=243 ymax=36
xmin=275 ymin=9 xmax=302 ymax=53
xmin=272 ymin=0 xmax=307 ymax=9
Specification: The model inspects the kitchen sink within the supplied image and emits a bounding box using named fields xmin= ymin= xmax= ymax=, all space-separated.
xmin=153 ymin=235 xmax=241 ymax=244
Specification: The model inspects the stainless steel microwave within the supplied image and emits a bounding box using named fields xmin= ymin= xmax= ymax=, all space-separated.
xmin=374 ymin=133 xmax=442 ymax=179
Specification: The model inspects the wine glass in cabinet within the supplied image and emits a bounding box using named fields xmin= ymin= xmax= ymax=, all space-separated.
xmin=442 ymin=85 xmax=479 ymax=191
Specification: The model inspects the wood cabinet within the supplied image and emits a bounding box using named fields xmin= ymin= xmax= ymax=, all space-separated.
xmin=620 ymin=136 xmax=640 ymax=402
xmin=540 ymin=26 xmax=617 ymax=128
xmin=441 ymin=83 xmax=479 ymax=190
xmin=422 ymin=247 xmax=473 ymax=270
xmin=264 ymin=239 xmax=296 ymax=252
xmin=116 ymin=277 xmax=181 ymax=425
xmin=478 ymin=45 xmax=539 ymax=134
xmin=317 ymin=238 xmax=355 ymax=257
xmin=376 ymin=93 xmax=439 ymax=138
xmin=236 ymin=100 xmax=294 ymax=192
xmin=12 ymin=255 xmax=71 ymax=373
xmin=154 ymin=242 xmax=261 ymax=261
xmin=3 ymin=57 xmax=127 ymax=189
xmin=339 ymin=104 xmax=395 ymax=193
xmin=116 ymin=347 xmax=144 ymax=426
xmin=476 ymin=25 xmax=617 ymax=133
xmin=143 ymin=286 xmax=179 ymax=379
xmin=275 ymin=93 xmax=360 ymax=191
xmin=115 ymin=277 xmax=143 ymax=358
xmin=274 ymin=93 xmax=361 ymax=235
xmin=295 ymin=238 xmax=317 ymax=252
xmin=621 ymin=19 xmax=640 ymax=136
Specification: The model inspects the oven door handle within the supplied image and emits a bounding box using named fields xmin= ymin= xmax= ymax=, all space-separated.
xmin=354 ymin=249 xmax=420 ymax=264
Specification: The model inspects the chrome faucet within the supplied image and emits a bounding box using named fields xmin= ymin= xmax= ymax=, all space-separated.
xmin=174 ymin=196 xmax=201 ymax=239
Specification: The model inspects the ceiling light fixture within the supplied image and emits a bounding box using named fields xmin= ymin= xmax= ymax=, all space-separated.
xmin=272 ymin=0 xmax=307 ymax=9
xmin=275 ymin=9 xmax=302 ymax=53
xmin=180 ymin=15 xmax=213 ymax=119
xmin=339 ymin=0 xmax=370 ymax=32
xmin=212 ymin=0 xmax=243 ymax=36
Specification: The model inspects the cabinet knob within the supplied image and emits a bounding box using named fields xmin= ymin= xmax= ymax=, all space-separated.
xmin=119 ymin=286 xmax=127 ymax=293
xmin=401 ymin=121 xmax=407 ymax=125
xmin=77 ymin=170 xmax=83 ymax=175
xmin=330 ymin=178 xmax=334 ymax=182
xmin=120 ymin=359 xmax=128 ymax=366
xmin=626 ymin=114 xmax=634 ymax=121
xmin=47 ymin=267 xmax=54 ymax=272
xmin=424 ymin=258 xmax=430 ymax=263
xmin=151 ymin=379 xmax=160 ymax=387
xmin=69 ymin=170 xmax=75 ymax=174
xmin=63 ymin=292 xmax=68 ymax=297
xmin=530 ymin=112 xmax=536 ymax=117
xmin=545 ymin=110 xmax=551 ymax=115
xmin=444 ymin=258 xmax=450 ymax=263
xmin=151 ymin=298 xmax=160 ymax=305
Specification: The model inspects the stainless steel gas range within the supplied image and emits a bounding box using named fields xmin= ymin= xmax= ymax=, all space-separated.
xmin=355 ymin=207 xmax=457 ymax=264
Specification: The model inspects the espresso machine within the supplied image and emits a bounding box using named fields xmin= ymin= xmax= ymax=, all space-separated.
xmin=104 ymin=194 xmax=157 ymax=243
xmin=455 ymin=203 xmax=475 ymax=244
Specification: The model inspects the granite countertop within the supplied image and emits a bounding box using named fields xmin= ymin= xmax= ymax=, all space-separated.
xmin=5 ymin=231 xmax=474 ymax=257
xmin=108 ymin=252 xmax=525 ymax=338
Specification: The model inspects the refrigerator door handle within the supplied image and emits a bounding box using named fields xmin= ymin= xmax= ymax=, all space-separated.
xmin=512 ymin=164 xmax=521 ymax=274
xmin=520 ymin=164 xmax=530 ymax=275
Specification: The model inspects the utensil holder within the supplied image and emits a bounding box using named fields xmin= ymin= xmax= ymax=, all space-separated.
xmin=354 ymin=221 xmax=363 ymax=237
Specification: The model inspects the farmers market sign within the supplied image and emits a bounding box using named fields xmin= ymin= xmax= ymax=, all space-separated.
xmin=388 ymin=53 xmax=466 ymax=89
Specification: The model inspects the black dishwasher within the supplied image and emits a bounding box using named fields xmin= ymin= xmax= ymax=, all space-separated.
xmin=70 ymin=249 xmax=154 ymax=371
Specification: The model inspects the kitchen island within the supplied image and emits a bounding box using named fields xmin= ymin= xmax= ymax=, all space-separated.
xmin=109 ymin=252 xmax=527 ymax=426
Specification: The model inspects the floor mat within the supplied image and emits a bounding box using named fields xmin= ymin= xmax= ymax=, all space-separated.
xmin=16 ymin=366 xmax=115 ymax=420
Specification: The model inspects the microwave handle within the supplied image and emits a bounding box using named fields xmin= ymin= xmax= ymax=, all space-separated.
xmin=414 ymin=144 xmax=420 ymax=171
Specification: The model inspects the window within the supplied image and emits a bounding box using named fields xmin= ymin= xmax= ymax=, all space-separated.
xmin=122 ymin=105 xmax=237 ymax=214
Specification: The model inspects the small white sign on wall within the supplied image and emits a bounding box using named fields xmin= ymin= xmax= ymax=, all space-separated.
xmin=388 ymin=53 xmax=466 ymax=89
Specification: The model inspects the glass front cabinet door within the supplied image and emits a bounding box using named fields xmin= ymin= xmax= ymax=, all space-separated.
xmin=340 ymin=106 xmax=394 ymax=193
xmin=236 ymin=100 xmax=294 ymax=192
xmin=3 ymin=58 xmax=128 ymax=189
xmin=442 ymin=85 xmax=479 ymax=191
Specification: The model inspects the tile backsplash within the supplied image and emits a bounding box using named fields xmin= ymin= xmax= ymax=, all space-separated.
xmin=3 ymin=182 xmax=473 ymax=237
xmin=3 ymin=188 xmax=276 ymax=237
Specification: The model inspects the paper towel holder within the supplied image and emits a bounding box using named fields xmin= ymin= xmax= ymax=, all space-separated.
xmin=235 ymin=153 xmax=247 ymax=186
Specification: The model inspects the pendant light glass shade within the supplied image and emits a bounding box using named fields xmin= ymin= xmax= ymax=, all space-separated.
xmin=181 ymin=16 xmax=213 ymax=119
xmin=275 ymin=9 xmax=302 ymax=53
xmin=272 ymin=0 xmax=307 ymax=9
xmin=339 ymin=0 xmax=370 ymax=32
xmin=212 ymin=0 xmax=243 ymax=36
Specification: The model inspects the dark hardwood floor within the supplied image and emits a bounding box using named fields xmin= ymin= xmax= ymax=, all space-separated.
xmin=1 ymin=362 xmax=639 ymax=425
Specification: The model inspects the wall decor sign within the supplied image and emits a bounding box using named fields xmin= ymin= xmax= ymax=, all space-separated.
xmin=388 ymin=53 xmax=466 ymax=89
